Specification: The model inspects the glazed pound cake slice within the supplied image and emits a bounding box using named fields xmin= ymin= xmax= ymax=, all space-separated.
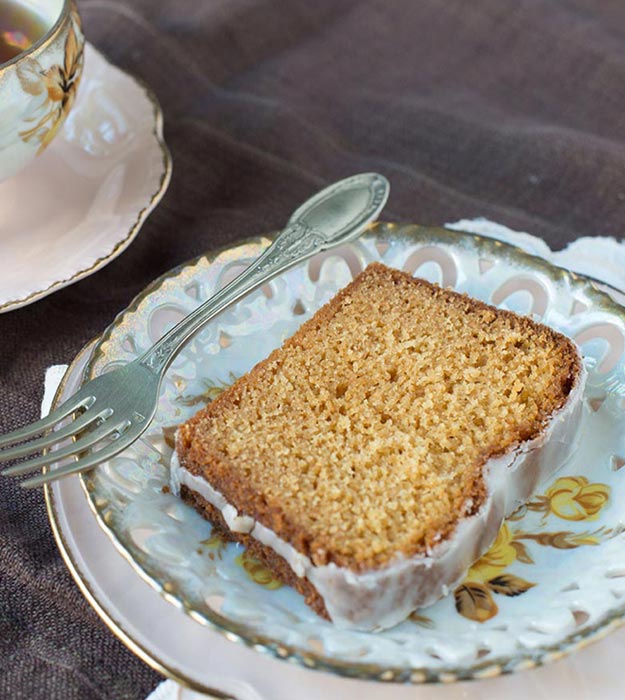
xmin=172 ymin=262 xmax=585 ymax=631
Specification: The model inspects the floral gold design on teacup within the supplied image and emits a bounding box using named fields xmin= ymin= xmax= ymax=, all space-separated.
xmin=16 ymin=6 xmax=83 ymax=154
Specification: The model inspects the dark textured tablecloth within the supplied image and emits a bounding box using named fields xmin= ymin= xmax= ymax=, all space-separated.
xmin=1 ymin=0 xmax=625 ymax=697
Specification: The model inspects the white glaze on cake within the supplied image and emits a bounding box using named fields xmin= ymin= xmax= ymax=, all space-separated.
xmin=171 ymin=363 xmax=586 ymax=631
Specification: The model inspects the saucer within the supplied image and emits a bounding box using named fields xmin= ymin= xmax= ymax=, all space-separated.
xmin=0 ymin=43 xmax=172 ymax=313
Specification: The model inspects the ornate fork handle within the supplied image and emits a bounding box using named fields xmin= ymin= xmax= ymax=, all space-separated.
xmin=140 ymin=173 xmax=389 ymax=375
xmin=0 ymin=174 xmax=389 ymax=488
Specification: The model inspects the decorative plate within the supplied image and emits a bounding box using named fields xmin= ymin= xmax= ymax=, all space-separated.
xmin=0 ymin=43 xmax=171 ymax=312
xmin=79 ymin=224 xmax=625 ymax=683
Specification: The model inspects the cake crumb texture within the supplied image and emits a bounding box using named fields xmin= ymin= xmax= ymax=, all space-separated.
xmin=178 ymin=263 xmax=580 ymax=571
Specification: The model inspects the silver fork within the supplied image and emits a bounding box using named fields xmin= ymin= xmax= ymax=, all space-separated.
xmin=0 ymin=173 xmax=389 ymax=488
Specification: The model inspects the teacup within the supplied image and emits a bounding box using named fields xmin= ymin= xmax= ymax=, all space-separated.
xmin=0 ymin=0 xmax=84 ymax=182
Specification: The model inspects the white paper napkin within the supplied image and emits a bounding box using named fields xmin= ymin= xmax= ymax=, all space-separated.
xmin=145 ymin=680 xmax=182 ymax=700
xmin=40 ymin=220 xmax=625 ymax=700
xmin=41 ymin=365 xmax=69 ymax=419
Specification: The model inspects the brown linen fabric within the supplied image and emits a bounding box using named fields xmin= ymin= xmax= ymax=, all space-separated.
xmin=1 ymin=0 xmax=625 ymax=697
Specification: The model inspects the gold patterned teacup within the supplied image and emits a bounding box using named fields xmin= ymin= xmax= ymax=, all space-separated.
xmin=0 ymin=0 xmax=84 ymax=182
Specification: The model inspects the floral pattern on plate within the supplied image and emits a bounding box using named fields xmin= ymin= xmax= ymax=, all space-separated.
xmin=455 ymin=476 xmax=614 ymax=623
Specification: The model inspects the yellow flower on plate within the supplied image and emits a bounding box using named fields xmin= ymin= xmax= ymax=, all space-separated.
xmin=545 ymin=476 xmax=610 ymax=522
xmin=236 ymin=550 xmax=283 ymax=590
xmin=466 ymin=523 xmax=517 ymax=583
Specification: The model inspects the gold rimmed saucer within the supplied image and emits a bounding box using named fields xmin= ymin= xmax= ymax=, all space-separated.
xmin=0 ymin=42 xmax=171 ymax=313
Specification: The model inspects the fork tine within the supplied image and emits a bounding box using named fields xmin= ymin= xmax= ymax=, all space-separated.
xmin=0 ymin=408 xmax=112 ymax=463
xmin=0 ymin=392 xmax=95 ymax=449
xmin=21 ymin=434 xmax=135 ymax=489
xmin=1 ymin=419 xmax=130 ymax=477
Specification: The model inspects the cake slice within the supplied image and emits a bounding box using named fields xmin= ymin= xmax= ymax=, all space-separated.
xmin=172 ymin=262 xmax=585 ymax=631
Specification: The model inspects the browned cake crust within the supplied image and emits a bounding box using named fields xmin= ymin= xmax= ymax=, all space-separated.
xmin=177 ymin=262 xmax=581 ymax=573
xmin=180 ymin=485 xmax=330 ymax=619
